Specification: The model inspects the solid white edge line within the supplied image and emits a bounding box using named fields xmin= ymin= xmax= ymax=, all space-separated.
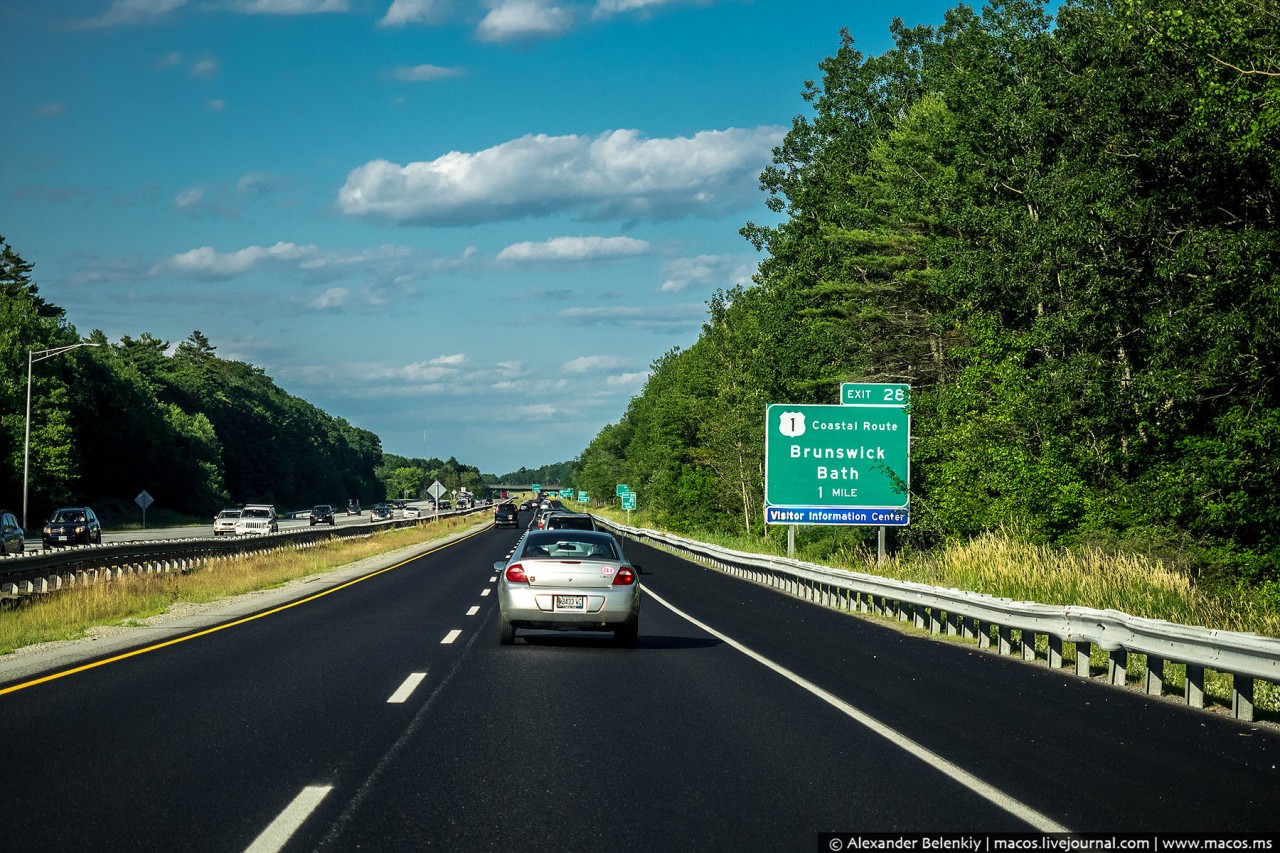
xmin=387 ymin=672 xmax=427 ymax=704
xmin=466 ymin=606 xmax=480 ymax=616
xmin=641 ymin=584 xmax=1072 ymax=833
xmin=441 ymin=629 xmax=462 ymax=644
xmin=244 ymin=784 xmax=333 ymax=853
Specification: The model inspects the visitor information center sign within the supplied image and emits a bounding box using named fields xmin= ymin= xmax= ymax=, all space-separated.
xmin=764 ymin=384 xmax=910 ymax=526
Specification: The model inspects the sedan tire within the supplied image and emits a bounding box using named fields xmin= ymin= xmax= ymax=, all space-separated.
xmin=613 ymin=617 xmax=638 ymax=648
xmin=498 ymin=612 xmax=516 ymax=645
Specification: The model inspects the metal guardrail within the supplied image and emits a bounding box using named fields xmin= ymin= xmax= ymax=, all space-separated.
xmin=0 ymin=507 xmax=491 ymax=598
xmin=598 ymin=518 xmax=1279 ymax=723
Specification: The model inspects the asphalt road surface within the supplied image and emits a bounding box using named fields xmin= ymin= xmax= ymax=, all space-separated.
xmin=3 ymin=518 xmax=1278 ymax=851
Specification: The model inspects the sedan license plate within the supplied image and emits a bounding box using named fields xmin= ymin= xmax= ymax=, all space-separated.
xmin=554 ymin=594 xmax=586 ymax=612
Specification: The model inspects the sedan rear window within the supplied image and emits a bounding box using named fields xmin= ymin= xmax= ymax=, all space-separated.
xmin=521 ymin=536 xmax=618 ymax=560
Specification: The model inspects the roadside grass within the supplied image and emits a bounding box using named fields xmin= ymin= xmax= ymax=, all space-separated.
xmin=0 ymin=516 xmax=483 ymax=656
xmin=592 ymin=507 xmax=1280 ymax=716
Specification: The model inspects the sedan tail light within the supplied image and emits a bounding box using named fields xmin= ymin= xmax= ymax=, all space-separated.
xmin=505 ymin=563 xmax=529 ymax=584
xmin=612 ymin=567 xmax=636 ymax=586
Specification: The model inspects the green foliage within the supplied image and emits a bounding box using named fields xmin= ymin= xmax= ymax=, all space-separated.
xmin=1 ymin=239 xmax=386 ymax=520
xmin=575 ymin=0 xmax=1280 ymax=587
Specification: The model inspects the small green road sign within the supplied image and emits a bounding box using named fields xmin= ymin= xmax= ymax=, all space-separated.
xmin=532 ymin=483 xmax=541 ymax=494
xmin=841 ymin=383 xmax=909 ymax=407
xmin=621 ymin=492 xmax=637 ymax=511
xmin=616 ymin=484 xmax=631 ymax=496
xmin=765 ymin=399 xmax=910 ymax=526
xmin=578 ymin=491 xmax=589 ymax=503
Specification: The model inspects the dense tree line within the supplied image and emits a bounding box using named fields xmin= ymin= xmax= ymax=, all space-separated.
xmin=380 ymin=453 xmax=486 ymax=502
xmin=2 ymin=237 xmax=383 ymax=524
xmin=574 ymin=0 xmax=1280 ymax=592
xmin=485 ymin=461 xmax=576 ymax=490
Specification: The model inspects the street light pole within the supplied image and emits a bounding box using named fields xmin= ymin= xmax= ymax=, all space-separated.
xmin=23 ymin=341 xmax=100 ymax=531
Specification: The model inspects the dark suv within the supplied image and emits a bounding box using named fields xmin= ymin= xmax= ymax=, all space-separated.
xmin=42 ymin=506 xmax=102 ymax=547
xmin=1 ymin=509 xmax=23 ymax=555
xmin=493 ymin=504 xmax=519 ymax=528
xmin=310 ymin=504 xmax=336 ymax=525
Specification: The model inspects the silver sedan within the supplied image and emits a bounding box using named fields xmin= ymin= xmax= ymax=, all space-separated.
xmin=494 ymin=530 xmax=641 ymax=647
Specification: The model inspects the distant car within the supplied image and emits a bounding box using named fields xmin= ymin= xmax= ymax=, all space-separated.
xmin=213 ymin=508 xmax=241 ymax=536
xmin=42 ymin=506 xmax=102 ymax=547
xmin=439 ymin=500 xmax=452 ymax=510
xmin=494 ymin=529 xmax=641 ymax=646
xmin=1 ymin=509 xmax=24 ymax=555
xmin=234 ymin=505 xmax=278 ymax=536
xmin=493 ymin=504 xmax=519 ymax=528
xmin=371 ymin=503 xmax=394 ymax=521
xmin=310 ymin=504 xmax=335 ymax=526
xmin=347 ymin=499 xmax=362 ymax=515
xmin=403 ymin=505 xmax=421 ymax=519
xmin=543 ymin=512 xmax=596 ymax=532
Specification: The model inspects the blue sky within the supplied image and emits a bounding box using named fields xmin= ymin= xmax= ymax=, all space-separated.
xmin=2 ymin=0 xmax=956 ymax=476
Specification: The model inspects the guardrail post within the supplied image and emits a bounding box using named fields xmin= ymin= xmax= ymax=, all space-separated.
xmin=913 ymin=605 xmax=925 ymax=630
xmin=1048 ymin=635 xmax=1063 ymax=669
xmin=1022 ymin=631 xmax=1037 ymax=662
xmin=1186 ymin=665 xmax=1205 ymax=708
xmin=1075 ymin=642 xmax=1092 ymax=677
xmin=1145 ymin=656 xmax=1165 ymax=696
xmin=1109 ymin=650 xmax=1128 ymax=686
xmin=1232 ymin=675 xmax=1254 ymax=722
xmin=929 ymin=609 xmax=941 ymax=636
xmin=978 ymin=623 xmax=991 ymax=650
xmin=998 ymin=625 xmax=1012 ymax=655
xmin=946 ymin=612 xmax=959 ymax=637
xmin=962 ymin=618 xmax=976 ymax=641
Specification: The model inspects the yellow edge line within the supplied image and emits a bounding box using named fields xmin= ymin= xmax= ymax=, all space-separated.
xmin=0 ymin=526 xmax=488 ymax=698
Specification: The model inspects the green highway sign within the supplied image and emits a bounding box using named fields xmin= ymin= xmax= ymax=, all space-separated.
xmin=765 ymin=398 xmax=910 ymax=526
xmin=532 ymin=483 xmax=541 ymax=493
xmin=616 ymin=484 xmax=631 ymax=496
xmin=578 ymin=491 xmax=589 ymax=503
xmin=841 ymin=383 xmax=909 ymax=407
xmin=621 ymin=492 xmax=637 ymax=511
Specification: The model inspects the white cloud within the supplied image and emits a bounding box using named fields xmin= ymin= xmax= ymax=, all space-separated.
xmin=174 ymin=186 xmax=206 ymax=208
xmin=562 ymin=355 xmax=629 ymax=374
xmin=378 ymin=0 xmax=448 ymax=27
xmin=339 ymin=126 xmax=785 ymax=226
xmin=81 ymin=0 xmax=189 ymax=28
xmin=607 ymin=372 xmax=649 ymax=386
xmin=310 ymin=287 xmax=350 ymax=309
xmin=558 ymin=303 xmax=705 ymax=331
xmin=516 ymin=403 xmax=560 ymax=420
xmin=207 ymin=99 xmax=226 ymax=111
xmin=477 ymin=0 xmax=574 ymax=42
xmin=391 ymin=64 xmax=464 ymax=81
xmin=592 ymin=0 xmax=683 ymax=18
xmin=155 ymin=242 xmax=316 ymax=279
xmin=497 ymin=236 xmax=649 ymax=263
xmin=660 ymin=253 xmax=756 ymax=293
xmin=230 ymin=0 xmax=349 ymax=14
xmin=190 ymin=57 xmax=220 ymax=79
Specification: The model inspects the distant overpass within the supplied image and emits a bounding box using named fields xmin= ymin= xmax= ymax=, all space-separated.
xmin=487 ymin=484 xmax=565 ymax=493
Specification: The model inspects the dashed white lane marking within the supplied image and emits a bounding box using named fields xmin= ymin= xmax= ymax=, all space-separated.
xmin=489 ymin=576 xmax=498 ymax=583
xmin=441 ymin=629 xmax=462 ymax=644
xmin=481 ymin=589 xmax=491 ymax=597
xmin=466 ymin=606 xmax=480 ymax=616
xmin=244 ymin=784 xmax=333 ymax=853
xmin=642 ymin=584 xmax=1071 ymax=833
xmin=387 ymin=672 xmax=427 ymax=704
